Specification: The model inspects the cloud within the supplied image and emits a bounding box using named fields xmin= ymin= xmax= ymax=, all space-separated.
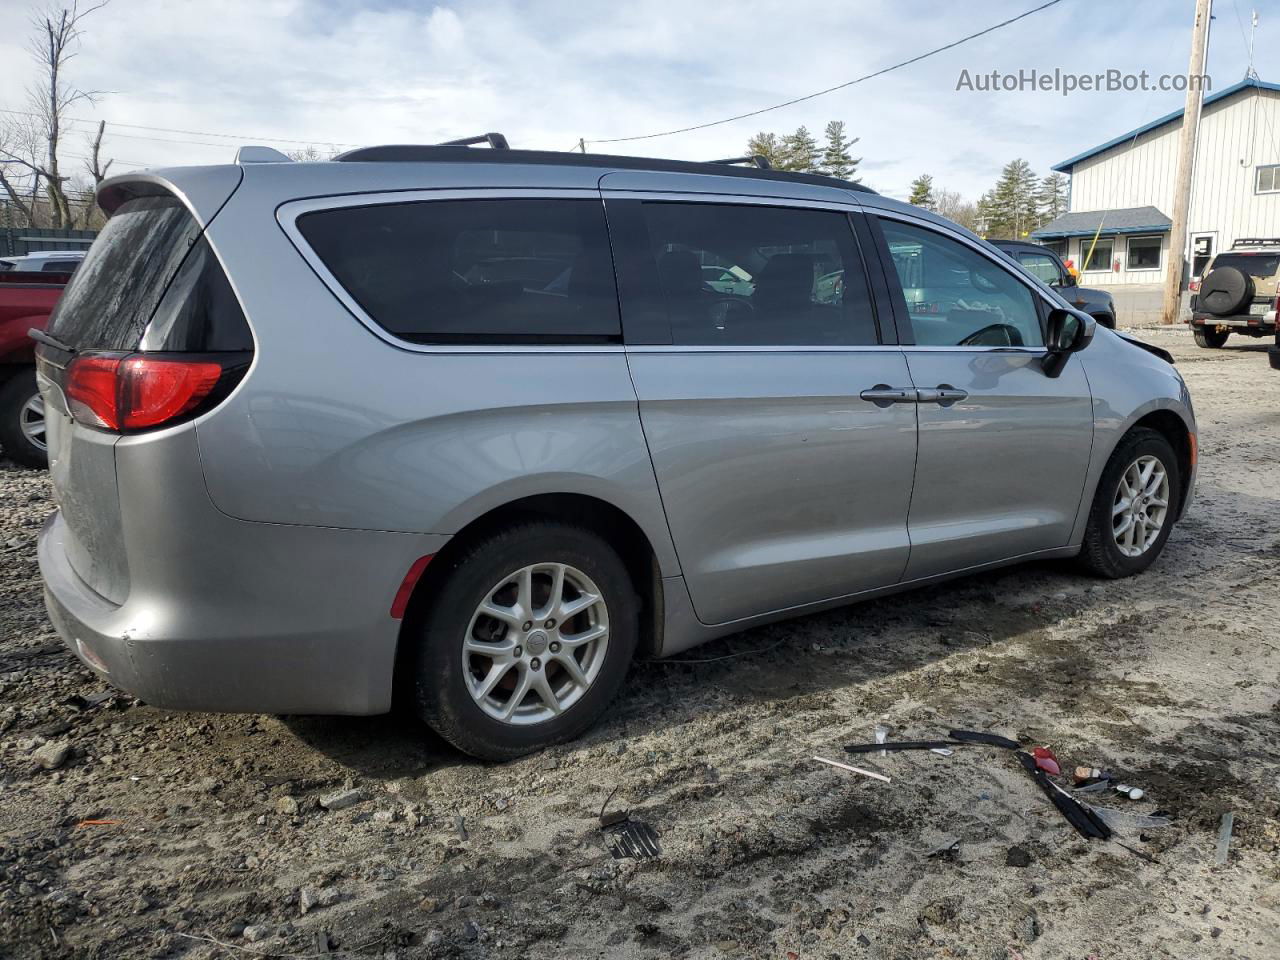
xmin=0 ymin=0 xmax=1257 ymax=200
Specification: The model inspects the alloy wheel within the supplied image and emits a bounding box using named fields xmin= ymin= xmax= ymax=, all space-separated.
xmin=20 ymin=393 xmax=46 ymax=451
xmin=462 ymin=562 xmax=610 ymax=725
xmin=1112 ymin=455 xmax=1170 ymax=558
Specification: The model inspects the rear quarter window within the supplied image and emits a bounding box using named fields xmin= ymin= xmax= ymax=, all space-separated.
xmin=295 ymin=198 xmax=621 ymax=344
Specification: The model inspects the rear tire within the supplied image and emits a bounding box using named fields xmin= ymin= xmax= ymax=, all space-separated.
xmin=412 ymin=521 xmax=639 ymax=761
xmin=1079 ymin=428 xmax=1181 ymax=579
xmin=0 ymin=371 xmax=48 ymax=469
xmin=1193 ymin=327 xmax=1228 ymax=348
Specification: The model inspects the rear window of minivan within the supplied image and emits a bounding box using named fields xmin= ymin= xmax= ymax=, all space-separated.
xmin=48 ymin=194 xmax=252 ymax=353
xmin=296 ymin=198 xmax=621 ymax=344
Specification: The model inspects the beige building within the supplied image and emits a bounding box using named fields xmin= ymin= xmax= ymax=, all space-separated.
xmin=1034 ymin=78 xmax=1280 ymax=288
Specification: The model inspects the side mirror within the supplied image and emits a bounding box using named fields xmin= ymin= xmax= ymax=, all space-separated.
xmin=1042 ymin=307 xmax=1095 ymax=378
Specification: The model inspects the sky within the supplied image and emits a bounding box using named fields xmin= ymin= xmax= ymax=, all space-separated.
xmin=0 ymin=0 xmax=1270 ymax=201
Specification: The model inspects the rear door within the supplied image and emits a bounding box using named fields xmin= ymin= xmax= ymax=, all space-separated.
xmin=868 ymin=213 xmax=1094 ymax=581
xmin=607 ymin=192 xmax=918 ymax=625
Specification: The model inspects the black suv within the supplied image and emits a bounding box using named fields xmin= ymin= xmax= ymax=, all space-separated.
xmin=991 ymin=239 xmax=1117 ymax=329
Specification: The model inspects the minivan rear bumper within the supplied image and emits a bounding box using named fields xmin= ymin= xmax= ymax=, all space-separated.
xmin=39 ymin=507 xmax=448 ymax=716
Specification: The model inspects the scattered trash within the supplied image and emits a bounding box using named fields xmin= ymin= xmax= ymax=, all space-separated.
xmin=455 ymin=815 xmax=468 ymax=842
xmin=1015 ymin=751 xmax=1110 ymax=840
xmin=1215 ymin=811 xmax=1234 ymax=866
xmin=1110 ymin=783 xmax=1143 ymax=800
xmin=607 ymin=820 xmax=661 ymax=860
xmin=1073 ymin=766 xmax=1109 ymax=785
xmin=929 ymin=747 xmax=954 ymax=757
xmin=1072 ymin=779 xmax=1114 ymax=794
xmin=75 ymin=819 xmax=121 ymax=828
xmin=64 ymin=690 xmax=113 ymax=711
xmin=875 ymin=723 xmax=891 ymax=757
xmin=947 ymin=730 xmax=1020 ymax=750
xmin=845 ymin=739 xmax=958 ymax=754
xmin=598 ymin=786 xmax=661 ymax=860
xmin=1032 ymin=747 xmax=1061 ymax=776
xmin=928 ymin=839 xmax=961 ymax=861
xmin=813 ymin=756 xmax=891 ymax=783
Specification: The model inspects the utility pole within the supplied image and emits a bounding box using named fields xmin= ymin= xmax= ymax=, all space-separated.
xmin=1162 ymin=0 xmax=1213 ymax=325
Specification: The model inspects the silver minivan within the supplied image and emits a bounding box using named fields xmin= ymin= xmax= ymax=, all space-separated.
xmin=35 ymin=139 xmax=1196 ymax=759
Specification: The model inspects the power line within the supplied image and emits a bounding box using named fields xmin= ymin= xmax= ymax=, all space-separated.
xmin=588 ymin=0 xmax=1067 ymax=145
xmin=0 ymin=106 xmax=360 ymax=148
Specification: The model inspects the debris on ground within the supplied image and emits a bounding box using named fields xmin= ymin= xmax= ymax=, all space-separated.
xmin=813 ymin=755 xmax=891 ymax=782
xmin=1216 ymin=811 xmax=1235 ymax=866
xmin=318 ymin=787 xmax=364 ymax=811
xmin=31 ymin=740 xmax=71 ymax=769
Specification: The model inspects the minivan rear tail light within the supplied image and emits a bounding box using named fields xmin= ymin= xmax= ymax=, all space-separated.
xmin=66 ymin=354 xmax=233 ymax=431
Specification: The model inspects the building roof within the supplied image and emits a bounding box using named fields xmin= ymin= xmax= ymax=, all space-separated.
xmin=1031 ymin=206 xmax=1171 ymax=240
xmin=1051 ymin=77 xmax=1280 ymax=173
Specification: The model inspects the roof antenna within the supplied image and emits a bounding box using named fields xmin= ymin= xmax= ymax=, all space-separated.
xmin=1246 ymin=9 xmax=1260 ymax=81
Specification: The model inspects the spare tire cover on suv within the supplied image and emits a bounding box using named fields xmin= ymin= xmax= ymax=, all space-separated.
xmin=1198 ymin=266 xmax=1254 ymax=316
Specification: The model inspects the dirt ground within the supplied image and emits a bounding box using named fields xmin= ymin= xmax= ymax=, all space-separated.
xmin=2 ymin=330 xmax=1278 ymax=960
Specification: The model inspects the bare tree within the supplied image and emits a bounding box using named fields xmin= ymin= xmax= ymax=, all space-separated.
xmin=285 ymin=145 xmax=340 ymax=162
xmin=0 ymin=1 xmax=111 ymax=229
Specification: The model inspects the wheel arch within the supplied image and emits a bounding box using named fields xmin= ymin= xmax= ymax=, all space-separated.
xmin=1091 ymin=406 xmax=1195 ymax=528
xmin=391 ymin=492 xmax=666 ymax=709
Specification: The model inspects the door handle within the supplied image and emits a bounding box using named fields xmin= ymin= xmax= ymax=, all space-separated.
xmin=859 ymin=385 xmax=918 ymax=408
xmin=917 ymin=384 xmax=969 ymax=408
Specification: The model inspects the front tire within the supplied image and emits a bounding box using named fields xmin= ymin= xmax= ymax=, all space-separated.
xmin=412 ymin=521 xmax=639 ymax=761
xmin=1193 ymin=327 xmax=1229 ymax=348
xmin=1079 ymin=428 xmax=1181 ymax=579
xmin=0 ymin=371 xmax=48 ymax=469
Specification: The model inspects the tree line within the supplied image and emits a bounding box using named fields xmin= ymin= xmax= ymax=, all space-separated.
xmin=907 ymin=161 xmax=1068 ymax=239
xmin=745 ymin=121 xmax=861 ymax=180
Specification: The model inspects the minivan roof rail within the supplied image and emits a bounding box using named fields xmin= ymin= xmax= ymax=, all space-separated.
xmin=710 ymin=155 xmax=772 ymax=169
xmin=437 ymin=132 xmax=510 ymax=149
xmin=329 ymin=145 xmax=876 ymax=194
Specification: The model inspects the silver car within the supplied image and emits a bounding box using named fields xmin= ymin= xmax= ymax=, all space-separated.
xmin=35 ymin=139 xmax=1196 ymax=759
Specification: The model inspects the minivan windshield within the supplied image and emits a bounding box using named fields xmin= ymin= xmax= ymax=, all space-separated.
xmin=48 ymin=195 xmax=202 ymax=350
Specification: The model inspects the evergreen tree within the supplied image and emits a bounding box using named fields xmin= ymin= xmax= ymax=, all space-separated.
xmin=1036 ymin=172 xmax=1068 ymax=224
xmin=746 ymin=131 xmax=785 ymax=170
xmin=985 ymin=159 xmax=1039 ymax=237
xmin=780 ymin=125 xmax=819 ymax=173
xmin=908 ymin=173 xmax=936 ymax=210
xmin=819 ymin=121 xmax=860 ymax=181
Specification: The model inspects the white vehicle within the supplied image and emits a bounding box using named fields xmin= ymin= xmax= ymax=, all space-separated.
xmin=1 ymin=250 xmax=85 ymax=273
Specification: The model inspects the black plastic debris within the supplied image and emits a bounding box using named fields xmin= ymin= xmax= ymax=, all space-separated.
xmin=845 ymin=740 xmax=959 ymax=754
xmin=598 ymin=786 xmax=661 ymax=860
xmin=1015 ymin=751 xmax=1111 ymax=840
xmin=947 ymin=730 xmax=1020 ymax=750
xmin=607 ymin=820 xmax=661 ymax=860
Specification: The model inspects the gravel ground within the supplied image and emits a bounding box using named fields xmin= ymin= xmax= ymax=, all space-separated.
xmin=2 ymin=330 xmax=1278 ymax=960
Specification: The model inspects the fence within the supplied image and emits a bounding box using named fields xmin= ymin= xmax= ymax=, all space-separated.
xmin=0 ymin=227 xmax=98 ymax=258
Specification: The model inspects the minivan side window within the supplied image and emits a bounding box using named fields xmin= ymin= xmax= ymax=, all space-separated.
xmin=880 ymin=220 xmax=1044 ymax=348
xmin=636 ymin=202 xmax=878 ymax=346
xmin=297 ymin=199 xmax=621 ymax=344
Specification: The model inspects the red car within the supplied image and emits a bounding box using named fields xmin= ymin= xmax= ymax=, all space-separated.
xmin=0 ymin=270 xmax=70 ymax=467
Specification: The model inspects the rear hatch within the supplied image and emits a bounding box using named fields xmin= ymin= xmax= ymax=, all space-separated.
xmin=37 ymin=181 xmax=251 ymax=604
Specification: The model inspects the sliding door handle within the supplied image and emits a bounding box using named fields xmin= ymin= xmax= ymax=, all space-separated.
xmin=917 ymin=384 xmax=969 ymax=408
xmin=859 ymin=385 xmax=917 ymax=408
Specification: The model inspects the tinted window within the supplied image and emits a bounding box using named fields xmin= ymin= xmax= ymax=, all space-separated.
xmin=1209 ymin=252 xmax=1280 ymax=280
xmin=48 ymin=196 xmax=203 ymax=350
xmin=881 ymin=220 xmax=1044 ymax=347
xmin=298 ymin=199 xmax=620 ymax=344
xmin=42 ymin=260 xmax=80 ymax=273
xmin=140 ymin=238 xmax=254 ymax=351
xmin=637 ymin=202 xmax=877 ymax=346
xmin=1016 ymin=251 xmax=1062 ymax=284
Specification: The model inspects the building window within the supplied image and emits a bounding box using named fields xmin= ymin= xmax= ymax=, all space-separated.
xmin=1126 ymin=235 xmax=1162 ymax=270
xmin=1258 ymin=164 xmax=1280 ymax=193
xmin=1081 ymin=238 xmax=1114 ymax=272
